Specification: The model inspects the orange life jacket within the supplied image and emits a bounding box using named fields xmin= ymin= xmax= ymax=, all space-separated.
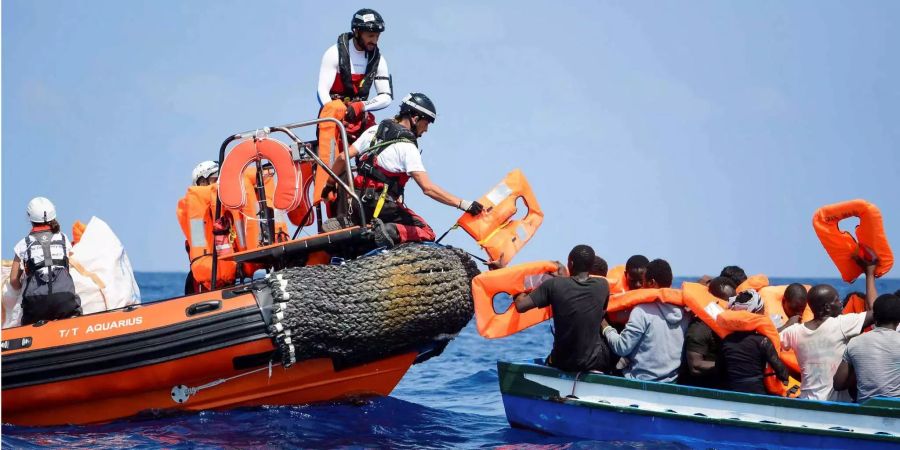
xmin=287 ymin=160 xmax=315 ymax=228
xmin=736 ymin=274 xmax=769 ymax=292
xmin=314 ymin=100 xmax=347 ymax=204
xmin=681 ymin=282 xmax=800 ymax=397
xmin=605 ymin=264 xmax=626 ymax=294
xmin=176 ymin=185 xmax=237 ymax=290
xmin=759 ymin=285 xmax=814 ymax=331
xmin=457 ymin=170 xmax=543 ymax=267
xmin=606 ymin=288 xmax=684 ymax=314
xmin=471 ymin=261 xmax=559 ymax=338
xmin=842 ymin=293 xmax=874 ymax=333
xmin=813 ymin=199 xmax=894 ymax=282
xmin=232 ymin=168 xmax=292 ymax=277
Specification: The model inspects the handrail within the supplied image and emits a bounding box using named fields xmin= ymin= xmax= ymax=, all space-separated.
xmin=210 ymin=118 xmax=363 ymax=289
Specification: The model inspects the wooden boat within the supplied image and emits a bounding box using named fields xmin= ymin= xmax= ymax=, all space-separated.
xmin=498 ymin=360 xmax=900 ymax=449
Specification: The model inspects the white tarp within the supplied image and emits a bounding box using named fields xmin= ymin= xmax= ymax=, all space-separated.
xmin=1 ymin=216 xmax=141 ymax=328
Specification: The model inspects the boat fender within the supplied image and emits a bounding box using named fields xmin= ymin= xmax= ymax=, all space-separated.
xmin=813 ymin=199 xmax=893 ymax=282
xmin=457 ymin=170 xmax=543 ymax=267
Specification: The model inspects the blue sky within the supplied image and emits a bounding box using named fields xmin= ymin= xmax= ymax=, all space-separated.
xmin=3 ymin=1 xmax=898 ymax=278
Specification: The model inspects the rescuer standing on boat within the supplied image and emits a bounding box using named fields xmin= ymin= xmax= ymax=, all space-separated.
xmin=317 ymin=8 xmax=393 ymax=140
xmin=324 ymin=93 xmax=484 ymax=247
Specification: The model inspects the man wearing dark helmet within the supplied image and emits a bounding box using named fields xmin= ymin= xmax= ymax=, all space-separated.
xmin=323 ymin=93 xmax=484 ymax=247
xmin=317 ymin=8 xmax=393 ymax=139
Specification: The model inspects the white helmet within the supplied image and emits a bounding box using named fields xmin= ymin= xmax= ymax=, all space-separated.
xmin=191 ymin=160 xmax=220 ymax=186
xmin=27 ymin=197 xmax=57 ymax=223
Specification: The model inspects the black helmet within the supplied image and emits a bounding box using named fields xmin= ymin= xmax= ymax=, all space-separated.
xmin=351 ymin=9 xmax=385 ymax=33
xmin=400 ymin=93 xmax=437 ymax=123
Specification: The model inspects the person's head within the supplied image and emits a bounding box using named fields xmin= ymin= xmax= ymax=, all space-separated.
xmin=192 ymin=160 xmax=220 ymax=186
xmin=26 ymin=197 xmax=61 ymax=233
xmin=350 ymin=8 xmax=384 ymax=52
xmin=719 ymin=265 xmax=747 ymax=287
xmin=807 ymin=284 xmax=841 ymax=319
xmin=782 ymin=283 xmax=808 ymax=318
xmin=708 ymin=276 xmax=737 ymax=301
xmin=589 ymin=255 xmax=608 ymax=277
xmin=625 ymin=254 xmax=649 ymax=290
xmin=568 ymin=245 xmax=595 ymax=275
xmin=644 ymin=258 xmax=673 ymax=288
xmin=397 ymin=93 xmax=437 ymax=137
xmin=872 ymin=294 xmax=900 ymax=328
xmin=728 ymin=289 xmax=765 ymax=315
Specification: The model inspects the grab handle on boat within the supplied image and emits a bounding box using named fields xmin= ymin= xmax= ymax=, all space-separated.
xmin=186 ymin=300 xmax=223 ymax=317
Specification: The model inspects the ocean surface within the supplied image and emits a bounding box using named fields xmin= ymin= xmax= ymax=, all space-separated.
xmin=3 ymin=273 xmax=898 ymax=449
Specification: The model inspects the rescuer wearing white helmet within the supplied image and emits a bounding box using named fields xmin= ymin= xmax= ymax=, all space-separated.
xmin=192 ymin=160 xmax=220 ymax=186
xmin=9 ymin=197 xmax=82 ymax=325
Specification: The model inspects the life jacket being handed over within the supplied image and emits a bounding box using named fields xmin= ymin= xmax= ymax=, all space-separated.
xmin=177 ymin=185 xmax=237 ymax=290
xmin=471 ymin=261 xmax=559 ymax=338
xmin=353 ymin=119 xmax=417 ymax=200
xmin=457 ymin=170 xmax=543 ymax=267
xmin=736 ymin=274 xmax=769 ymax=293
xmin=813 ymin=199 xmax=894 ymax=282
xmin=681 ymin=282 xmax=801 ymax=397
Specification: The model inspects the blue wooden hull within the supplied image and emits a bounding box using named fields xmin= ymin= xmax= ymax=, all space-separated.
xmin=502 ymin=393 xmax=897 ymax=449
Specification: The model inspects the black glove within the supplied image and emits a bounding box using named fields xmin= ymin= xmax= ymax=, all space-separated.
xmin=465 ymin=200 xmax=484 ymax=216
xmin=321 ymin=184 xmax=338 ymax=202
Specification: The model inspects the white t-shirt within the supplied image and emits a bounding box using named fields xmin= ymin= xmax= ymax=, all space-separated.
xmin=780 ymin=312 xmax=867 ymax=401
xmin=14 ymin=232 xmax=72 ymax=273
xmin=352 ymin=125 xmax=426 ymax=175
xmin=317 ymin=42 xmax=391 ymax=110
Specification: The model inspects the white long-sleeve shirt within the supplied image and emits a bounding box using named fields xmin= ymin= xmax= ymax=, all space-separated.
xmin=317 ymin=41 xmax=391 ymax=111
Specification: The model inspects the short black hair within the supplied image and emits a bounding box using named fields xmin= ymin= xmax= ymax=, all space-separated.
xmin=708 ymin=276 xmax=737 ymax=301
xmin=807 ymin=284 xmax=839 ymax=316
xmin=873 ymin=294 xmax=900 ymax=325
xmin=590 ymin=256 xmax=608 ymax=277
xmin=568 ymin=245 xmax=595 ymax=274
xmin=719 ymin=266 xmax=747 ymax=287
xmin=785 ymin=283 xmax=807 ymax=303
xmin=645 ymin=259 xmax=673 ymax=288
xmin=626 ymin=255 xmax=649 ymax=271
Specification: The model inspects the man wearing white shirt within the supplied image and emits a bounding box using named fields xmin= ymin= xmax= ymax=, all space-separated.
xmin=324 ymin=93 xmax=483 ymax=246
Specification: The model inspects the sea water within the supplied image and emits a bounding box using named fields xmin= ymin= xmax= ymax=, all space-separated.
xmin=3 ymin=274 xmax=898 ymax=449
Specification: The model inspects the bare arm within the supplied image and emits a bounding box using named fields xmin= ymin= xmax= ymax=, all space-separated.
xmin=833 ymin=360 xmax=855 ymax=392
xmin=761 ymin=336 xmax=789 ymax=383
xmin=861 ymin=256 xmax=878 ymax=329
xmin=10 ymin=256 xmax=23 ymax=290
xmin=514 ymin=293 xmax=537 ymax=313
xmin=686 ymin=351 xmax=716 ymax=376
xmin=410 ymin=171 xmax=463 ymax=209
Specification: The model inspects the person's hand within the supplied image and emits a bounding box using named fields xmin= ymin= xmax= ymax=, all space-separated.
xmin=344 ymin=101 xmax=365 ymax=123
xmin=853 ymin=245 xmax=879 ymax=271
xmin=458 ymin=200 xmax=484 ymax=216
xmin=552 ymin=261 xmax=568 ymax=277
xmin=321 ymin=183 xmax=338 ymax=202
xmin=600 ymin=318 xmax=611 ymax=331
xmin=485 ymin=259 xmax=505 ymax=270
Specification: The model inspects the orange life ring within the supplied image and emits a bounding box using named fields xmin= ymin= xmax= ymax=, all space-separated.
xmin=457 ymin=170 xmax=543 ymax=267
xmin=736 ymin=274 xmax=769 ymax=292
xmin=176 ymin=185 xmax=237 ymax=289
xmin=471 ymin=261 xmax=559 ymax=338
xmin=682 ymin=282 xmax=800 ymax=397
xmin=813 ymin=199 xmax=893 ymax=282
xmin=218 ymin=138 xmax=302 ymax=212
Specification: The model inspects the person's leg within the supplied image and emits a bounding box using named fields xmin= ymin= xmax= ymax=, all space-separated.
xmin=383 ymin=204 xmax=435 ymax=243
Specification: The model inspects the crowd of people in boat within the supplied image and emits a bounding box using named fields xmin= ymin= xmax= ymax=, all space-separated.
xmin=514 ymin=244 xmax=900 ymax=404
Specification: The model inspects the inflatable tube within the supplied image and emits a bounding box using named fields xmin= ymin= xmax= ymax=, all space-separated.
xmin=813 ymin=199 xmax=893 ymax=282
xmin=471 ymin=261 xmax=559 ymax=338
xmin=219 ymin=138 xmax=301 ymax=211
xmin=736 ymin=274 xmax=769 ymax=293
xmin=458 ymin=170 xmax=543 ymax=267
xmin=682 ymin=282 xmax=800 ymax=397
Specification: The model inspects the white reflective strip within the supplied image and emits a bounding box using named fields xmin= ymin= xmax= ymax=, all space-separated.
xmin=274 ymin=323 xmax=284 ymax=332
xmin=281 ymin=292 xmax=291 ymax=300
xmin=283 ymin=337 xmax=292 ymax=345
xmin=276 ymin=311 xmax=284 ymax=320
xmin=485 ymin=182 xmax=513 ymax=206
xmin=189 ymin=219 xmax=208 ymax=248
xmin=523 ymin=274 xmax=552 ymax=291
xmin=704 ymin=302 xmax=725 ymax=321
xmin=357 ymin=13 xmax=375 ymax=22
